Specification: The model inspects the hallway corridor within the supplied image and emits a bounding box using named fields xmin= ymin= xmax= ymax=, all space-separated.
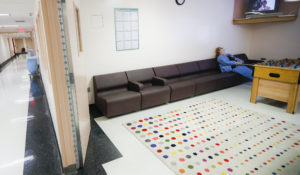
xmin=0 ymin=55 xmax=30 ymax=175
xmin=0 ymin=55 xmax=62 ymax=175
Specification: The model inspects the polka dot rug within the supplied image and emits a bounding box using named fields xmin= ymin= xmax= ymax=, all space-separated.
xmin=124 ymin=98 xmax=300 ymax=175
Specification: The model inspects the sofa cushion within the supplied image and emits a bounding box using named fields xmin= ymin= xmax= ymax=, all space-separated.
xmin=168 ymin=80 xmax=195 ymax=102
xmin=198 ymin=70 xmax=220 ymax=76
xmin=193 ymin=74 xmax=221 ymax=84
xmin=140 ymin=86 xmax=170 ymax=109
xmin=194 ymin=76 xmax=218 ymax=95
xmin=94 ymin=72 xmax=128 ymax=92
xmin=96 ymin=91 xmax=141 ymax=117
xmin=193 ymin=73 xmax=234 ymax=95
xmin=199 ymin=72 xmax=238 ymax=90
xmin=153 ymin=65 xmax=180 ymax=79
xmin=126 ymin=68 xmax=155 ymax=83
xmin=179 ymin=70 xmax=218 ymax=81
xmin=98 ymin=88 xmax=127 ymax=96
xmin=152 ymin=77 xmax=168 ymax=86
xmin=216 ymin=72 xmax=249 ymax=89
xmin=167 ymin=77 xmax=181 ymax=84
xmin=179 ymin=74 xmax=202 ymax=81
xmin=177 ymin=62 xmax=200 ymax=76
xmin=143 ymin=82 xmax=153 ymax=88
xmin=99 ymin=91 xmax=140 ymax=103
xmin=198 ymin=58 xmax=219 ymax=72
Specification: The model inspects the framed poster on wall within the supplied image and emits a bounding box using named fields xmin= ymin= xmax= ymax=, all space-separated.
xmin=114 ymin=8 xmax=139 ymax=51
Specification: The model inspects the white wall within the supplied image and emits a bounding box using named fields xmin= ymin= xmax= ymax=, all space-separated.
xmin=0 ymin=36 xmax=11 ymax=64
xmin=80 ymin=0 xmax=253 ymax=104
xmin=249 ymin=10 xmax=300 ymax=60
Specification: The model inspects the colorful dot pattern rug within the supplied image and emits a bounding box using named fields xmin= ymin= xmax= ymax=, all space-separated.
xmin=124 ymin=99 xmax=300 ymax=175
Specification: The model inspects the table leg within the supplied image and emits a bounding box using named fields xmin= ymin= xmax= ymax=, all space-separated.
xmin=287 ymin=83 xmax=298 ymax=114
xmin=250 ymin=77 xmax=259 ymax=104
xmin=295 ymin=86 xmax=300 ymax=113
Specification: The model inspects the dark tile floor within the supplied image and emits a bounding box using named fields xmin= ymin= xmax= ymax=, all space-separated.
xmin=23 ymin=77 xmax=63 ymax=175
xmin=24 ymin=75 xmax=122 ymax=175
xmin=77 ymin=105 xmax=122 ymax=175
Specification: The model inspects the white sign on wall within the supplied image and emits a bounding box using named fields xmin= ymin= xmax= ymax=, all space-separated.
xmin=90 ymin=14 xmax=104 ymax=29
xmin=114 ymin=8 xmax=139 ymax=51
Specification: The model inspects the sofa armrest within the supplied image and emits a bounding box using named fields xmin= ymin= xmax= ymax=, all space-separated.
xmin=94 ymin=93 xmax=108 ymax=116
xmin=152 ymin=76 xmax=168 ymax=86
xmin=128 ymin=80 xmax=144 ymax=92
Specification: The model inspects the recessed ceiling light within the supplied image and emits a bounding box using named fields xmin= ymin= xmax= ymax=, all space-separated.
xmin=0 ymin=14 xmax=10 ymax=16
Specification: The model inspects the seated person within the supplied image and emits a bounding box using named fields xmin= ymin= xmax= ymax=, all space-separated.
xmin=216 ymin=47 xmax=253 ymax=80
xmin=258 ymin=0 xmax=270 ymax=11
xmin=251 ymin=0 xmax=262 ymax=11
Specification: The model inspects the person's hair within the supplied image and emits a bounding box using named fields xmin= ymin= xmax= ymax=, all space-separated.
xmin=215 ymin=47 xmax=223 ymax=58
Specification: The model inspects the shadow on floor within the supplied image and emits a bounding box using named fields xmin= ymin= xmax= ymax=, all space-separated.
xmin=257 ymin=97 xmax=287 ymax=108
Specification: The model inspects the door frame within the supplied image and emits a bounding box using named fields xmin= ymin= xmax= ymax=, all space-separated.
xmin=36 ymin=0 xmax=77 ymax=169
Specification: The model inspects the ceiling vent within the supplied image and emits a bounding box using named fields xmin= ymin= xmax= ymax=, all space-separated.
xmin=15 ymin=20 xmax=25 ymax=23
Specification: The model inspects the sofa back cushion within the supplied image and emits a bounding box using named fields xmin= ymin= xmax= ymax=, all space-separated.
xmin=177 ymin=62 xmax=200 ymax=76
xmin=198 ymin=58 xmax=219 ymax=72
xmin=153 ymin=65 xmax=180 ymax=79
xmin=126 ymin=68 xmax=155 ymax=83
xmin=94 ymin=72 xmax=128 ymax=92
xmin=234 ymin=53 xmax=248 ymax=62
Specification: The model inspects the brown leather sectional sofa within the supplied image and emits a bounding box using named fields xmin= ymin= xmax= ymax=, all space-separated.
xmin=93 ymin=54 xmax=258 ymax=118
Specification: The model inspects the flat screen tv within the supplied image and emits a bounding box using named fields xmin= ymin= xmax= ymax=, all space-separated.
xmin=248 ymin=0 xmax=280 ymax=13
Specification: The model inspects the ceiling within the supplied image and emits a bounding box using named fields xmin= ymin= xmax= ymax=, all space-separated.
xmin=0 ymin=0 xmax=35 ymax=31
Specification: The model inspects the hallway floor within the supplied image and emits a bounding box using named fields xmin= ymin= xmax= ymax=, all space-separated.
xmin=0 ymin=55 xmax=62 ymax=175
xmin=0 ymin=55 xmax=31 ymax=175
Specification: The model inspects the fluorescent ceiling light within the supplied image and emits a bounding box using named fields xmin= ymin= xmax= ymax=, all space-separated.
xmin=0 ymin=13 xmax=10 ymax=16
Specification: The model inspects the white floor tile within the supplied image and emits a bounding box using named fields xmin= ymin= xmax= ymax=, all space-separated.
xmin=0 ymin=56 xmax=31 ymax=175
xmin=95 ymin=82 xmax=300 ymax=175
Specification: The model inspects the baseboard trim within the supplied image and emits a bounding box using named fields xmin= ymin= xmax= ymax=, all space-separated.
xmin=0 ymin=54 xmax=19 ymax=72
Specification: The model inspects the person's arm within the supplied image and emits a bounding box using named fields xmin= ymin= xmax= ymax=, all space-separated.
xmin=226 ymin=53 xmax=244 ymax=63
xmin=217 ymin=55 xmax=238 ymax=66
xmin=234 ymin=57 xmax=244 ymax=64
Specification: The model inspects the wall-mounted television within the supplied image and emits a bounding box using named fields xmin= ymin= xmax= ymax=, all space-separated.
xmin=248 ymin=0 xmax=280 ymax=13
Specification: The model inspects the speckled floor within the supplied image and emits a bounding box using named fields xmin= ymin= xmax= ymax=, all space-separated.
xmin=0 ymin=56 xmax=62 ymax=175
xmin=23 ymin=76 xmax=63 ymax=175
xmin=77 ymin=104 xmax=122 ymax=175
